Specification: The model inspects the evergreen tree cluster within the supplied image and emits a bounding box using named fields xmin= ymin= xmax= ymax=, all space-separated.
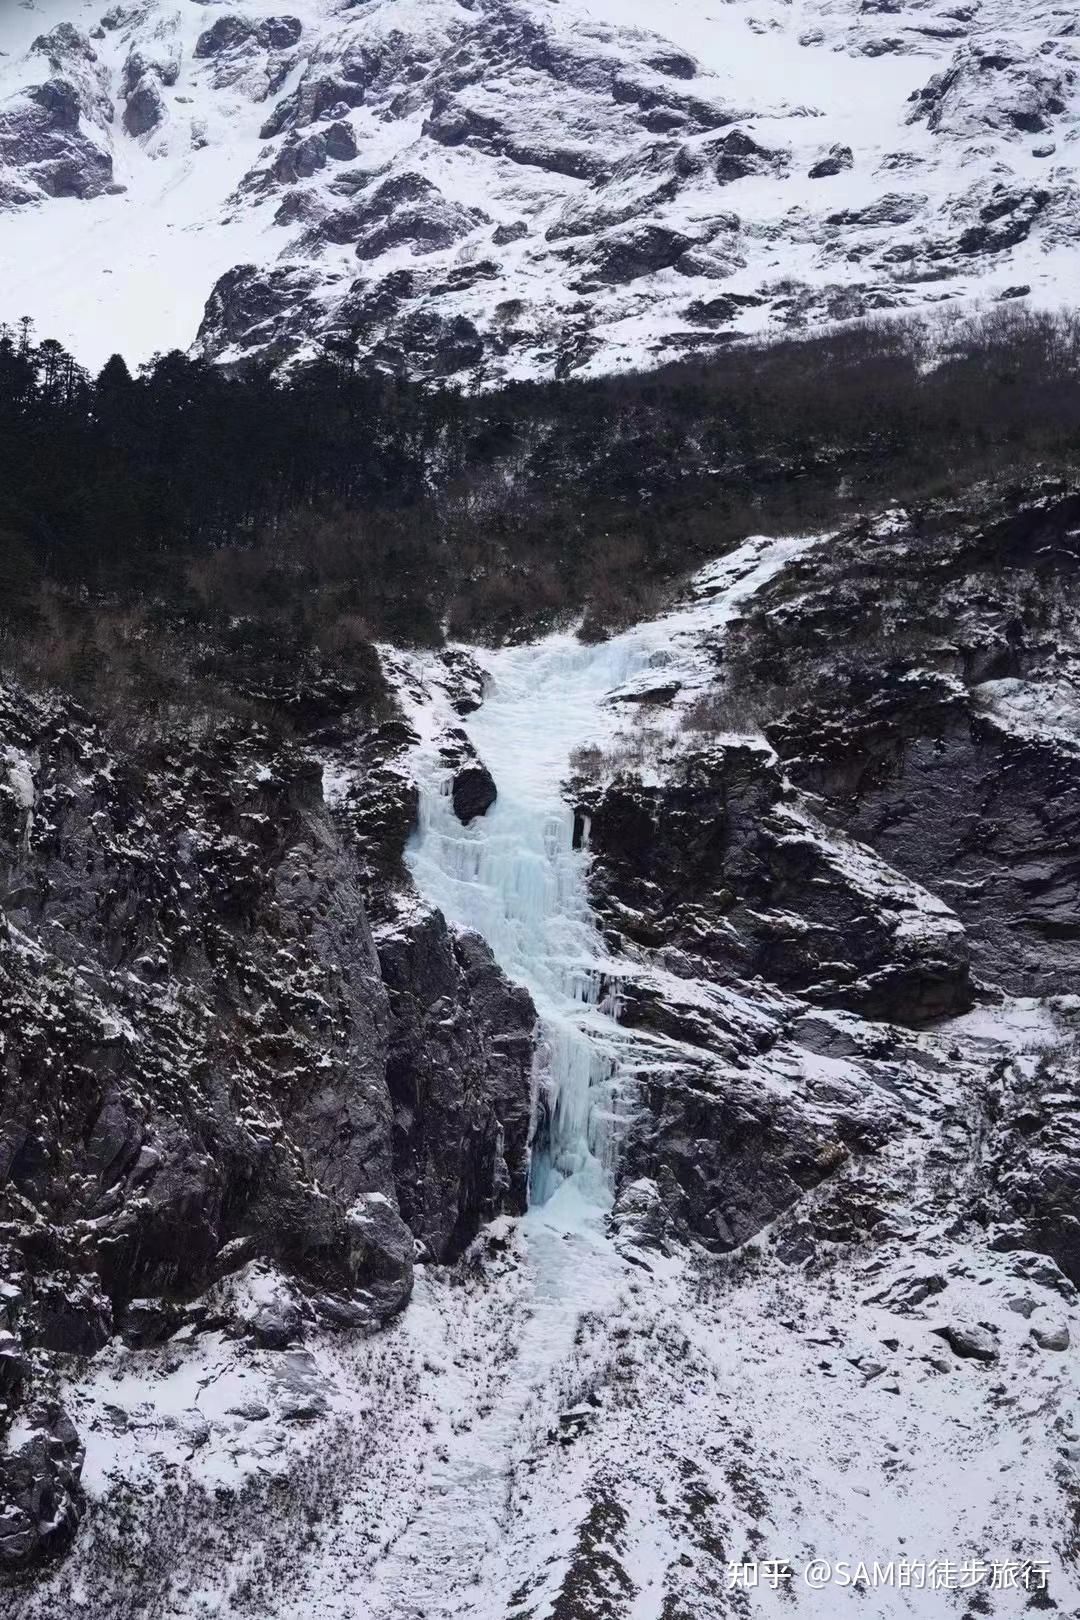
xmin=1 ymin=305 xmax=1079 ymax=714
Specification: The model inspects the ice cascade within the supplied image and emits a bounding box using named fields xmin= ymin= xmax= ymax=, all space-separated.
xmin=404 ymin=535 xmax=818 ymax=1208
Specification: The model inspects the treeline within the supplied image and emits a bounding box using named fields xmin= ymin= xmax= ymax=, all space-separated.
xmin=2 ymin=305 xmax=1080 ymax=720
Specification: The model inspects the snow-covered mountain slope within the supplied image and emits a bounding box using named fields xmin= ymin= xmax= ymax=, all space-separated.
xmin=1 ymin=0 xmax=1078 ymax=379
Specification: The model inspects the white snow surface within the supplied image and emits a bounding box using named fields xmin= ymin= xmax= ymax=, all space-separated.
xmin=972 ymin=673 xmax=1080 ymax=750
xmin=1 ymin=0 xmax=1078 ymax=378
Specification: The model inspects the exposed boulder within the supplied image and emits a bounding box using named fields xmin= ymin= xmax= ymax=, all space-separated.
xmin=933 ymin=1322 xmax=999 ymax=1362
xmin=684 ymin=291 xmax=765 ymax=325
xmin=809 ymin=143 xmax=854 ymax=178
xmin=123 ymin=76 xmax=166 ymax=139
xmin=493 ymin=219 xmax=529 ymax=245
xmin=121 ymin=42 xmax=182 ymax=96
xmin=29 ymin=23 xmax=98 ymax=70
xmin=436 ymin=726 xmax=497 ymax=824
xmin=438 ymin=649 xmax=488 ymax=717
xmin=260 ymin=17 xmax=304 ymax=52
xmin=646 ymin=51 xmax=698 ymax=80
xmin=195 ymin=15 xmax=259 ymax=58
xmin=587 ymin=224 xmax=696 ymax=284
xmin=707 ymin=128 xmax=788 ymax=183
xmin=452 ymin=764 xmax=497 ymax=824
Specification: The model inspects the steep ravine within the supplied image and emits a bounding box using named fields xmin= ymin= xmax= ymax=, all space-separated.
xmin=401 ymin=531 xmax=824 ymax=1212
xmin=6 ymin=508 xmax=1080 ymax=1616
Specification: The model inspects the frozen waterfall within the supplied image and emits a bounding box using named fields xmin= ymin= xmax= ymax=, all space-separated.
xmin=404 ymin=534 xmax=819 ymax=1210
xmin=407 ymin=633 xmax=652 ymax=1206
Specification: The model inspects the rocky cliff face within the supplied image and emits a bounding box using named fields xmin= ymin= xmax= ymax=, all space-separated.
xmin=576 ymin=735 xmax=971 ymax=1249
xmin=5 ymin=493 xmax=1080 ymax=1613
xmin=581 ymin=480 xmax=1080 ymax=1279
xmin=734 ymin=485 xmax=1080 ymax=993
xmin=1 ymin=0 xmax=1079 ymax=379
xmin=0 ymin=676 xmax=535 ymax=1572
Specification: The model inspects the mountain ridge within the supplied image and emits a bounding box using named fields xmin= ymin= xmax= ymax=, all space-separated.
xmin=1 ymin=0 xmax=1078 ymax=380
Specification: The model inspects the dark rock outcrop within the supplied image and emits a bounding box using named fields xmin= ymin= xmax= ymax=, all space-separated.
xmin=587 ymin=224 xmax=696 ymax=284
xmin=809 ymin=143 xmax=854 ymax=178
xmin=707 ymin=128 xmax=789 ymax=184
xmin=770 ymin=673 xmax=1080 ymax=994
xmin=979 ymin=1034 xmax=1080 ymax=1290
xmin=435 ymin=727 xmax=498 ymax=823
xmin=955 ymin=184 xmax=1049 ymax=256
xmin=684 ymin=291 xmax=766 ymax=325
xmin=123 ymin=77 xmax=166 ymax=138
xmin=826 ymin=192 xmax=925 ymax=228
xmin=571 ymin=730 xmax=958 ymax=1253
xmin=702 ymin=481 xmax=1080 ymax=1289
xmin=619 ymin=1044 xmax=892 ymax=1252
xmin=733 ymin=488 xmax=1080 ymax=996
xmin=452 ymin=764 xmax=497 ymax=824
xmin=580 ymin=742 xmax=970 ymax=1023
xmin=196 ymin=262 xmax=323 ymax=357
xmin=0 ymin=672 xmax=535 ymax=1570
xmin=0 ymin=76 xmax=113 ymax=202
xmin=378 ymin=914 xmax=534 ymax=1259
xmin=272 ymin=121 xmax=357 ymax=183
xmin=0 ymin=1402 xmax=83 ymax=1570
xmin=195 ymin=14 xmax=303 ymax=60
xmin=0 ymin=687 xmax=411 ymax=1314
xmin=349 ymin=174 xmax=480 ymax=261
xmin=907 ymin=40 xmax=1077 ymax=141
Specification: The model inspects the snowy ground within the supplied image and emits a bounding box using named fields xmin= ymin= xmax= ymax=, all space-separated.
xmin=32 ymin=1029 xmax=1080 ymax=1619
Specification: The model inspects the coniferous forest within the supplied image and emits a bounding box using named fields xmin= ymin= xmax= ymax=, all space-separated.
xmin=2 ymin=305 xmax=1080 ymax=721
